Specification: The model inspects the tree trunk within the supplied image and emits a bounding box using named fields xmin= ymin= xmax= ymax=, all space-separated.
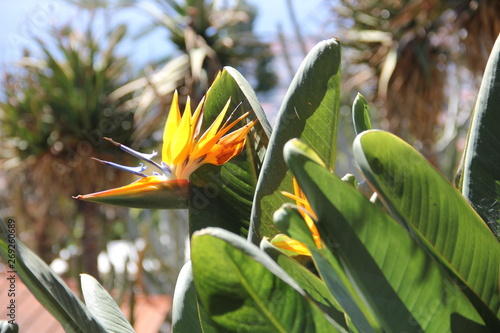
xmin=79 ymin=201 xmax=101 ymax=280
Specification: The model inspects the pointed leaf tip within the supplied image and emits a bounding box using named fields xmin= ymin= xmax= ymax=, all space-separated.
xmin=81 ymin=274 xmax=135 ymax=333
xmin=250 ymin=38 xmax=341 ymax=243
xmin=352 ymin=93 xmax=372 ymax=135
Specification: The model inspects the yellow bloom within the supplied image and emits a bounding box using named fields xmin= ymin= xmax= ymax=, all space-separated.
xmin=163 ymin=91 xmax=256 ymax=179
xmin=74 ymin=91 xmax=256 ymax=208
xmin=272 ymin=178 xmax=321 ymax=256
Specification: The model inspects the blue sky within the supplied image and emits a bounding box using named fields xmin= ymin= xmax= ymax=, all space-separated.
xmin=0 ymin=0 xmax=329 ymax=67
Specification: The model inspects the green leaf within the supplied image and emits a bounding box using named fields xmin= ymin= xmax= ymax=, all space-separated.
xmin=191 ymin=227 xmax=342 ymax=333
xmin=250 ymin=38 xmax=341 ymax=243
xmin=274 ymin=205 xmax=380 ymax=333
xmin=0 ymin=218 xmax=107 ymax=333
xmin=259 ymin=239 xmax=349 ymax=332
xmin=458 ymin=35 xmax=500 ymax=238
xmin=189 ymin=66 xmax=270 ymax=237
xmin=172 ymin=261 xmax=217 ymax=333
xmin=284 ymin=139 xmax=489 ymax=332
xmin=352 ymin=93 xmax=372 ymax=135
xmin=215 ymin=67 xmax=272 ymax=138
xmin=0 ymin=322 xmax=18 ymax=333
xmin=81 ymin=274 xmax=135 ymax=333
xmin=354 ymin=130 xmax=500 ymax=327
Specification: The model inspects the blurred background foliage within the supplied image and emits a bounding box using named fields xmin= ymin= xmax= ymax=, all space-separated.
xmin=0 ymin=1 xmax=278 ymax=325
xmin=111 ymin=0 xmax=278 ymax=144
xmin=0 ymin=0 xmax=499 ymax=330
xmin=330 ymin=0 xmax=500 ymax=171
xmin=0 ymin=19 xmax=137 ymax=280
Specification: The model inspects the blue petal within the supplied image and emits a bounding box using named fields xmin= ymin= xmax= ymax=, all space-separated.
xmin=161 ymin=161 xmax=172 ymax=174
xmin=92 ymin=158 xmax=148 ymax=177
xmin=104 ymin=137 xmax=167 ymax=173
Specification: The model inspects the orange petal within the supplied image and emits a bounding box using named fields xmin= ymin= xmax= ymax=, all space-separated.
xmin=195 ymin=99 xmax=232 ymax=154
xmin=74 ymin=177 xmax=189 ymax=209
xmin=197 ymin=111 xmax=252 ymax=155
xmin=200 ymin=118 xmax=256 ymax=164
xmin=281 ymin=191 xmax=309 ymax=208
xmin=203 ymin=139 xmax=246 ymax=166
xmin=281 ymin=178 xmax=321 ymax=249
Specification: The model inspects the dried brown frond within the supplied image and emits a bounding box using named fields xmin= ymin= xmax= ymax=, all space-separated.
xmin=457 ymin=0 xmax=500 ymax=74
xmin=333 ymin=0 xmax=496 ymax=167
xmin=385 ymin=38 xmax=445 ymax=163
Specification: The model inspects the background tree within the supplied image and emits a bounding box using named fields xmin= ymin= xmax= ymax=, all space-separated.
xmin=110 ymin=0 xmax=277 ymax=145
xmin=0 ymin=18 xmax=136 ymax=279
xmin=329 ymin=0 xmax=500 ymax=169
xmin=0 ymin=0 xmax=277 ymax=293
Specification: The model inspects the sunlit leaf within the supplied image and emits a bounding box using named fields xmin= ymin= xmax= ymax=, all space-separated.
xmin=81 ymin=274 xmax=135 ymax=333
xmin=274 ymin=205 xmax=380 ymax=333
xmin=284 ymin=139 xmax=489 ymax=331
xmin=458 ymin=34 xmax=500 ymax=238
xmin=354 ymin=130 xmax=500 ymax=327
xmin=191 ymin=227 xmax=343 ymax=332
xmin=171 ymin=261 xmax=217 ymax=333
xmin=0 ymin=322 xmax=18 ymax=333
xmin=260 ymin=238 xmax=349 ymax=331
xmin=0 ymin=219 xmax=106 ymax=333
xmin=352 ymin=93 xmax=372 ymax=135
xmin=250 ymin=38 xmax=341 ymax=243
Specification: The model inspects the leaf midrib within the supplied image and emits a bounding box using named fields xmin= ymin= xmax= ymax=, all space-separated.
xmin=227 ymin=251 xmax=288 ymax=333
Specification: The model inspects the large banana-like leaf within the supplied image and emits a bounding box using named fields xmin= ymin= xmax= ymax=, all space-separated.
xmin=259 ymin=239 xmax=349 ymax=331
xmin=283 ymin=139 xmax=489 ymax=332
xmin=458 ymin=34 xmax=500 ymax=238
xmin=354 ymin=130 xmax=500 ymax=327
xmin=171 ymin=261 xmax=217 ymax=333
xmin=274 ymin=205 xmax=380 ymax=333
xmin=189 ymin=66 xmax=270 ymax=237
xmin=0 ymin=322 xmax=17 ymax=333
xmin=80 ymin=274 xmax=136 ymax=333
xmin=183 ymin=67 xmax=270 ymax=333
xmin=191 ymin=227 xmax=343 ymax=332
xmin=249 ymin=38 xmax=341 ymax=243
xmin=0 ymin=219 xmax=107 ymax=333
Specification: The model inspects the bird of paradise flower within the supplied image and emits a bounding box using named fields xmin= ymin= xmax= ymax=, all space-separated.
xmin=272 ymin=178 xmax=321 ymax=256
xmin=74 ymin=90 xmax=256 ymax=208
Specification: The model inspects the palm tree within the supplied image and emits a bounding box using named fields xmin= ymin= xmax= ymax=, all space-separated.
xmin=330 ymin=0 xmax=500 ymax=166
xmin=1 ymin=0 xmax=277 ymax=289
xmin=0 ymin=20 xmax=137 ymax=279
xmin=109 ymin=0 xmax=277 ymax=146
